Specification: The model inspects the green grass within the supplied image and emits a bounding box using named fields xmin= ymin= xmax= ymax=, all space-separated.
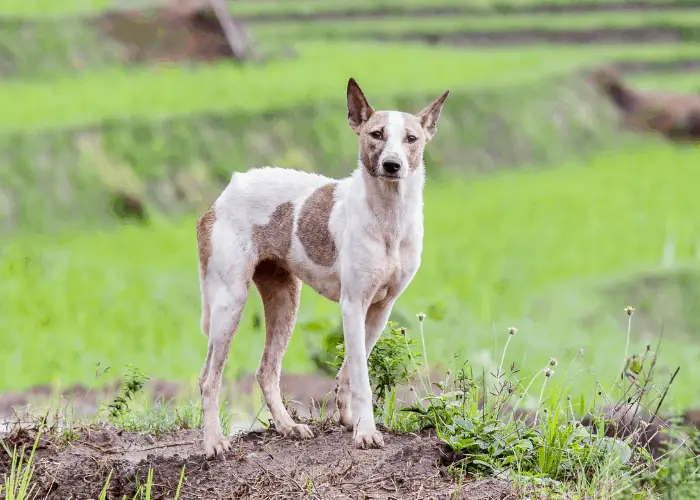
xmin=249 ymin=9 xmax=700 ymax=41
xmin=3 ymin=0 xmax=697 ymax=19
xmin=2 ymin=142 xmax=700 ymax=407
xmin=3 ymin=41 xmax=700 ymax=132
xmin=632 ymin=72 xmax=700 ymax=92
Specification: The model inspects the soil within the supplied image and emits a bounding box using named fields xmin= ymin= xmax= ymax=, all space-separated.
xmin=611 ymin=58 xmax=700 ymax=74
xmin=0 ymin=424 xmax=515 ymax=500
xmin=388 ymin=26 xmax=688 ymax=46
xmin=93 ymin=4 xmax=235 ymax=64
xmin=237 ymin=2 xmax=700 ymax=23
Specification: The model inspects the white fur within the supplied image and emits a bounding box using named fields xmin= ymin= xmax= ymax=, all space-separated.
xmin=381 ymin=111 xmax=409 ymax=168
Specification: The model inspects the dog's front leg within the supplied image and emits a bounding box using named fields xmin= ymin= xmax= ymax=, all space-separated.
xmin=340 ymin=297 xmax=384 ymax=449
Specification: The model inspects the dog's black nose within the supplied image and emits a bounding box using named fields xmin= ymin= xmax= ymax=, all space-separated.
xmin=382 ymin=160 xmax=401 ymax=174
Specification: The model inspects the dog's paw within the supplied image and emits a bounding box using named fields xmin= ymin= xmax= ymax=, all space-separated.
xmin=354 ymin=429 xmax=384 ymax=449
xmin=279 ymin=423 xmax=314 ymax=440
xmin=204 ymin=433 xmax=230 ymax=460
xmin=353 ymin=421 xmax=384 ymax=449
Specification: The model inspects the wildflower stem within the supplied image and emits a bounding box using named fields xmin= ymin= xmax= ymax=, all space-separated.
xmin=535 ymin=376 xmax=549 ymax=425
xmin=511 ymin=367 xmax=545 ymax=416
xmin=622 ymin=311 xmax=633 ymax=381
xmin=418 ymin=318 xmax=432 ymax=393
xmin=404 ymin=331 xmax=429 ymax=402
xmin=498 ymin=334 xmax=513 ymax=377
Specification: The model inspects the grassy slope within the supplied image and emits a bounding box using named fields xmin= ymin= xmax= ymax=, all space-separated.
xmin=633 ymin=72 xmax=700 ymax=92
xmin=250 ymin=9 xmax=700 ymax=41
xmin=4 ymin=42 xmax=700 ymax=132
xmin=3 ymin=142 xmax=700 ymax=407
xmin=3 ymin=0 xmax=697 ymax=18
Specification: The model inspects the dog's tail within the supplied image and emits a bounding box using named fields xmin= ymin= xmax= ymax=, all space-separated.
xmin=196 ymin=205 xmax=216 ymax=338
xmin=588 ymin=66 xmax=640 ymax=113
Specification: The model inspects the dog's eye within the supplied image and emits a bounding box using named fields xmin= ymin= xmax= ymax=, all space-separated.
xmin=406 ymin=135 xmax=418 ymax=144
xmin=370 ymin=131 xmax=383 ymax=140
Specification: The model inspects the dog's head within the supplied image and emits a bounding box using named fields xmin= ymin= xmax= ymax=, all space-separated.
xmin=346 ymin=78 xmax=449 ymax=180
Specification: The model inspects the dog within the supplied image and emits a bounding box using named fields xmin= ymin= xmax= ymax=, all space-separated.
xmin=196 ymin=78 xmax=449 ymax=459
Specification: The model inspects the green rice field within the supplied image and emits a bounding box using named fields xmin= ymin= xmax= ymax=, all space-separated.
xmin=2 ymin=0 xmax=700 ymax=414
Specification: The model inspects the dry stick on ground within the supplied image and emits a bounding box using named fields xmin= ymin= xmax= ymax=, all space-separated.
xmin=208 ymin=0 xmax=253 ymax=61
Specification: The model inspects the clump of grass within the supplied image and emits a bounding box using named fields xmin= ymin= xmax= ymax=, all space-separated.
xmin=101 ymin=365 xmax=233 ymax=437
xmin=1 ymin=423 xmax=43 ymax=500
xmin=98 ymin=464 xmax=186 ymax=500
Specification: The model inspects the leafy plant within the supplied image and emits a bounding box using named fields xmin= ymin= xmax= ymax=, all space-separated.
xmin=104 ymin=365 xmax=149 ymax=421
xmin=327 ymin=321 xmax=421 ymax=409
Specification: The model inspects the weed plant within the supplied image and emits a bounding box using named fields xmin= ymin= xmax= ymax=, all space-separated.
xmin=326 ymin=307 xmax=698 ymax=498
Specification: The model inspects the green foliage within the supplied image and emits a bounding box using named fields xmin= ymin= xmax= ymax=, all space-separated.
xmin=638 ymin=427 xmax=700 ymax=499
xmin=372 ymin=314 xmax=695 ymax=498
xmin=327 ymin=321 xmax=421 ymax=407
xmin=105 ymin=365 xmax=149 ymax=421
xmin=102 ymin=367 xmax=233 ymax=437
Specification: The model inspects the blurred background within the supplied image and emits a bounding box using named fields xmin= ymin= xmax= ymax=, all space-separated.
xmin=2 ymin=0 xmax=700 ymax=422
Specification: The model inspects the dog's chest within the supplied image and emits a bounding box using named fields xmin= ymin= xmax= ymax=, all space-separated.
xmin=370 ymin=241 xmax=415 ymax=304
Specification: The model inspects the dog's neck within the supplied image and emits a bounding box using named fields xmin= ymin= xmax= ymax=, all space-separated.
xmin=351 ymin=161 xmax=425 ymax=238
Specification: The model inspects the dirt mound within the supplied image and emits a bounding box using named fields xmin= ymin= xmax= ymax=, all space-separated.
xmin=587 ymin=65 xmax=700 ymax=142
xmin=94 ymin=1 xmax=235 ymax=64
xmin=0 ymin=425 xmax=514 ymax=500
xmin=390 ymin=26 xmax=686 ymax=46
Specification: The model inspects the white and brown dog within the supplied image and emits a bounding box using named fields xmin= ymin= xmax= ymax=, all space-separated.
xmin=196 ymin=78 xmax=449 ymax=458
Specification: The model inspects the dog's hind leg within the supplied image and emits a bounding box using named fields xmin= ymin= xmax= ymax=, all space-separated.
xmin=253 ymin=260 xmax=314 ymax=440
xmin=200 ymin=259 xmax=253 ymax=459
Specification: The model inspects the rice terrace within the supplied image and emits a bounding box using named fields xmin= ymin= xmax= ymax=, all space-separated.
xmin=2 ymin=0 xmax=700 ymax=498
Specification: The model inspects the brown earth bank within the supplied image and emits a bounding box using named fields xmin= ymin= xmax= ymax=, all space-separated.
xmin=0 ymin=425 xmax=515 ymax=499
xmin=383 ymin=26 xmax=693 ymax=46
xmin=236 ymin=1 xmax=700 ymax=22
xmin=611 ymin=57 xmax=700 ymax=73
xmin=0 ymin=374 xmax=340 ymax=423
xmin=94 ymin=5 xmax=235 ymax=64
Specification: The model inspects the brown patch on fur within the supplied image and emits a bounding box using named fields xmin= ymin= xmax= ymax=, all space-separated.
xmin=588 ymin=65 xmax=700 ymax=142
xmin=196 ymin=204 xmax=216 ymax=278
xmin=297 ymin=184 xmax=338 ymax=267
xmin=252 ymin=202 xmax=295 ymax=260
xmin=359 ymin=112 xmax=389 ymax=177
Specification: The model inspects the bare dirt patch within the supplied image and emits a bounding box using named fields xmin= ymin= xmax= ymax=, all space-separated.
xmin=92 ymin=2 xmax=235 ymax=64
xmin=388 ymin=26 xmax=688 ymax=46
xmin=0 ymin=425 xmax=515 ymax=499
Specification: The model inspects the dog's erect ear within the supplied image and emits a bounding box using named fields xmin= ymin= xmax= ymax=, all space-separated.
xmin=417 ymin=89 xmax=450 ymax=141
xmin=347 ymin=78 xmax=375 ymax=135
